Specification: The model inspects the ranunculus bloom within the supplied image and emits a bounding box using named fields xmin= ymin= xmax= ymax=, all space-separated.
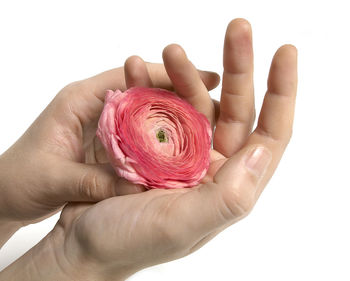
xmin=97 ymin=87 xmax=212 ymax=189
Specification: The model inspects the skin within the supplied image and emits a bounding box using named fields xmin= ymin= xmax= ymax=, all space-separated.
xmin=0 ymin=18 xmax=297 ymax=280
xmin=0 ymin=62 xmax=219 ymax=247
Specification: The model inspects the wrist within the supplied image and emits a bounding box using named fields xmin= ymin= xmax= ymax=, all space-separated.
xmin=0 ymin=225 xmax=130 ymax=281
xmin=0 ymin=228 xmax=69 ymax=280
xmin=0 ymin=227 xmax=98 ymax=281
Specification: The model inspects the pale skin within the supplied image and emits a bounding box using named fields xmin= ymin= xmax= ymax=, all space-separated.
xmin=0 ymin=19 xmax=297 ymax=280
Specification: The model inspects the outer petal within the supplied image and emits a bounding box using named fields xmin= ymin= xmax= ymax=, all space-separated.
xmin=97 ymin=87 xmax=212 ymax=189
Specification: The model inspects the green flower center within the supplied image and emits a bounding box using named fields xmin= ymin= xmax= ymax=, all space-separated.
xmin=156 ymin=129 xmax=167 ymax=143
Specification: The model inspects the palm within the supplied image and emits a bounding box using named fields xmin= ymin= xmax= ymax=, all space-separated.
xmin=59 ymin=127 xmax=236 ymax=268
xmin=60 ymin=105 xmax=230 ymax=264
xmin=61 ymin=168 xmax=225 ymax=270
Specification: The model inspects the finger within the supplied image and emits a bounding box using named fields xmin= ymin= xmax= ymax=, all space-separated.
xmin=214 ymin=19 xmax=255 ymax=157
xmin=246 ymin=44 xmax=298 ymax=196
xmin=55 ymin=161 xmax=146 ymax=202
xmin=162 ymin=44 xmax=216 ymax=126
xmin=86 ymin=64 xmax=220 ymax=102
xmin=185 ymin=145 xmax=271 ymax=250
xmin=253 ymin=45 xmax=298 ymax=144
xmin=175 ymin=44 xmax=297 ymax=238
xmin=124 ymin=56 xmax=153 ymax=88
xmin=146 ymin=63 xmax=220 ymax=92
xmin=62 ymin=63 xmax=220 ymax=137
xmin=174 ymin=145 xmax=271 ymax=240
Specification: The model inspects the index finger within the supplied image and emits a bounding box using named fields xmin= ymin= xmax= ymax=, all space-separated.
xmin=214 ymin=19 xmax=255 ymax=157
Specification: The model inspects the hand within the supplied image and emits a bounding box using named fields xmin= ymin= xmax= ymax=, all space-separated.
xmin=0 ymin=18 xmax=297 ymax=281
xmin=0 ymin=61 xmax=220 ymax=246
xmin=1 ymin=18 xmax=296 ymax=280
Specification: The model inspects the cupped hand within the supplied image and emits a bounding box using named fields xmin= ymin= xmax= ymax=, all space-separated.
xmin=50 ymin=19 xmax=297 ymax=281
xmin=0 ymin=62 xmax=219 ymax=227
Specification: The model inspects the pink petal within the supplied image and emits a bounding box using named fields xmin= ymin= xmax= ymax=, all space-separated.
xmin=96 ymin=87 xmax=211 ymax=189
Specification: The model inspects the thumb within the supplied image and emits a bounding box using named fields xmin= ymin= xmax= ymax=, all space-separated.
xmin=179 ymin=145 xmax=272 ymax=238
xmin=55 ymin=161 xmax=146 ymax=202
xmin=213 ymin=145 xmax=272 ymax=218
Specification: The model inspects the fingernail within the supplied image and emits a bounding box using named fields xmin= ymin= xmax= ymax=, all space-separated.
xmin=245 ymin=147 xmax=272 ymax=178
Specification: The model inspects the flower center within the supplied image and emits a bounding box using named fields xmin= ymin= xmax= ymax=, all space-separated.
xmin=156 ymin=129 xmax=168 ymax=143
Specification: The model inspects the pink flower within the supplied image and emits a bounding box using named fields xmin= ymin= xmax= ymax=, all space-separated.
xmin=97 ymin=87 xmax=212 ymax=189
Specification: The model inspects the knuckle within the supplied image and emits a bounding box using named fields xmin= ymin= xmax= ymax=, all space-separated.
xmin=78 ymin=172 xmax=98 ymax=200
xmin=256 ymin=125 xmax=292 ymax=146
xmin=78 ymin=170 xmax=115 ymax=201
xmin=222 ymin=185 xmax=255 ymax=219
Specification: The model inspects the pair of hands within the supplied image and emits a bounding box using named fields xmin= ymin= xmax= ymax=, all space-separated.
xmin=0 ymin=19 xmax=297 ymax=280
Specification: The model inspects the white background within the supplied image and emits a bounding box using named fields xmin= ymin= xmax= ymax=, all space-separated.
xmin=0 ymin=0 xmax=349 ymax=280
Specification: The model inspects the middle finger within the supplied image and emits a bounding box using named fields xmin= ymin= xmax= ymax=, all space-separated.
xmin=214 ymin=19 xmax=255 ymax=157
